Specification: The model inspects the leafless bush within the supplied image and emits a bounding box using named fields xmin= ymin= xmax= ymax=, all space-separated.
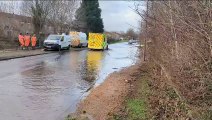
xmin=0 ymin=1 xmax=17 ymax=13
xmin=136 ymin=0 xmax=211 ymax=111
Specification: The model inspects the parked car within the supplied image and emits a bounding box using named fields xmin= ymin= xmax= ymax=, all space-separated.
xmin=128 ymin=39 xmax=139 ymax=44
xmin=43 ymin=33 xmax=71 ymax=51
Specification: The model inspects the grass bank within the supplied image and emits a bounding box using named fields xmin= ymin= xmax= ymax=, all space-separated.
xmin=65 ymin=63 xmax=211 ymax=120
xmin=111 ymin=63 xmax=150 ymax=120
xmin=110 ymin=63 xmax=202 ymax=120
xmin=123 ymin=75 xmax=149 ymax=120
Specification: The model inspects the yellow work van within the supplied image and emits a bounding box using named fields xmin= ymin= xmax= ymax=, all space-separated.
xmin=88 ymin=33 xmax=108 ymax=50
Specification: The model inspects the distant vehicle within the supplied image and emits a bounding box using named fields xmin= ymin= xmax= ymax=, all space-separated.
xmin=88 ymin=33 xmax=108 ymax=50
xmin=128 ymin=39 xmax=139 ymax=44
xmin=69 ymin=31 xmax=87 ymax=47
xmin=43 ymin=33 xmax=71 ymax=51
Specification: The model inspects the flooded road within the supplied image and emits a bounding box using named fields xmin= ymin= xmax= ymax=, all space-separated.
xmin=0 ymin=42 xmax=139 ymax=120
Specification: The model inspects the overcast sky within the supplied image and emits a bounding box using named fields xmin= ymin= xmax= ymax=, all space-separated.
xmin=0 ymin=1 xmax=144 ymax=32
xmin=99 ymin=1 xmax=144 ymax=32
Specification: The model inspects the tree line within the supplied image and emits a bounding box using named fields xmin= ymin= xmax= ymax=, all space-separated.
xmin=0 ymin=0 xmax=104 ymax=35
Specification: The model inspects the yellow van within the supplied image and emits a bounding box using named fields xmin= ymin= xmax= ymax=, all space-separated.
xmin=88 ymin=33 xmax=108 ymax=50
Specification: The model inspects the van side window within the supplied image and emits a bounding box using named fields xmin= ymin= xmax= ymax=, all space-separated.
xmin=61 ymin=36 xmax=64 ymax=41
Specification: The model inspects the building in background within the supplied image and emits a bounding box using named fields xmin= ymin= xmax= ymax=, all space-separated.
xmin=0 ymin=12 xmax=56 ymax=49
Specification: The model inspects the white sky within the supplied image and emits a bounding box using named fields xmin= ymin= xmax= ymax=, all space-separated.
xmin=99 ymin=1 xmax=144 ymax=32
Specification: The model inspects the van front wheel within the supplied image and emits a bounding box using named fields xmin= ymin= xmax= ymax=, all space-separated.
xmin=106 ymin=45 xmax=109 ymax=50
xmin=78 ymin=43 xmax=82 ymax=48
xmin=58 ymin=45 xmax=61 ymax=51
xmin=67 ymin=45 xmax=70 ymax=50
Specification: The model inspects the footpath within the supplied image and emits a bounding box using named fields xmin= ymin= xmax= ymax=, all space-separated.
xmin=0 ymin=49 xmax=51 ymax=61
xmin=0 ymin=47 xmax=87 ymax=61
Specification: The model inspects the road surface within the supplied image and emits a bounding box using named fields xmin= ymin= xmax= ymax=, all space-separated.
xmin=0 ymin=42 xmax=139 ymax=120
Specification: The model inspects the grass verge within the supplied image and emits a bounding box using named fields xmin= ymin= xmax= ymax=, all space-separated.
xmin=108 ymin=40 xmax=128 ymax=44
xmin=126 ymin=98 xmax=147 ymax=120
xmin=111 ymin=65 xmax=150 ymax=120
xmin=111 ymin=63 xmax=205 ymax=120
xmin=126 ymin=76 xmax=149 ymax=120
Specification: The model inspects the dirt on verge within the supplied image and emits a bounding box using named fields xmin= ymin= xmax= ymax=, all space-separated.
xmin=69 ymin=65 xmax=140 ymax=120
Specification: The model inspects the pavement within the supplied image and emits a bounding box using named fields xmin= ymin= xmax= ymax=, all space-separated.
xmin=0 ymin=47 xmax=88 ymax=61
xmin=0 ymin=49 xmax=51 ymax=61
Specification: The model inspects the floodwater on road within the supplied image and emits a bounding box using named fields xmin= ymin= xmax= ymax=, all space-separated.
xmin=0 ymin=42 xmax=139 ymax=120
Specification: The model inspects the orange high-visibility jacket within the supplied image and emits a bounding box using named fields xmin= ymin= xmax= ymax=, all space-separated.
xmin=18 ymin=35 xmax=24 ymax=46
xmin=24 ymin=35 xmax=30 ymax=47
xmin=31 ymin=36 xmax=37 ymax=47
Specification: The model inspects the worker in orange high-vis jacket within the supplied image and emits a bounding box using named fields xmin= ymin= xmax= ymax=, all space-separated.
xmin=24 ymin=33 xmax=30 ymax=50
xmin=31 ymin=34 xmax=37 ymax=50
xmin=18 ymin=33 xmax=24 ymax=50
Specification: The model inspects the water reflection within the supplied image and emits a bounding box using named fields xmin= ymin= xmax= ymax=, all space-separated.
xmin=21 ymin=62 xmax=55 ymax=90
xmin=80 ymin=51 xmax=105 ymax=83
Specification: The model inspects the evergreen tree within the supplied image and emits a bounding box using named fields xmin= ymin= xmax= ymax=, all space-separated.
xmin=75 ymin=0 xmax=104 ymax=33
xmin=74 ymin=0 xmax=87 ymax=32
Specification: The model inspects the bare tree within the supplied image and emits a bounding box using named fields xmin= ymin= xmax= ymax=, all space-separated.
xmin=20 ymin=0 xmax=78 ymax=46
xmin=0 ymin=1 xmax=16 ymax=13
xmin=125 ymin=28 xmax=138 ymax=40
xmin=21 ymin=0 xmax=52 ymax=33
xmin=21 ymin=0 xmax=53 ymax=47
xmin=48 ymin=0 xmax=77 ymax=33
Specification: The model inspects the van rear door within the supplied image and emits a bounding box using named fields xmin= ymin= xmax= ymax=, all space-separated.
xmin=88 ymin=33 xmax=104 ymax=49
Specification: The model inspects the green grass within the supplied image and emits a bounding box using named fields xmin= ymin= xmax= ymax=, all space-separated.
xmin=111 ymin=76 xmax=149 ymax=120
xmin=108 ymin=40 xmax=128 ymax=44
xmin=127 ymin=99 xmax=147 ymax=120
xmin=125 ymin=75 xmax=150 ymax=120
xmin=65 ymin=115 xmax=76 ymax=120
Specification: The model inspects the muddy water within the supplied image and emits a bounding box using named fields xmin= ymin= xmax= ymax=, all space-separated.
xmin=0 ymin=42 xmax=139 ymax=120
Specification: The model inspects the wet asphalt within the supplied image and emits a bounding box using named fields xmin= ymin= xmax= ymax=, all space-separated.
xmin=0 ymin=42 xmax=139 ymax=120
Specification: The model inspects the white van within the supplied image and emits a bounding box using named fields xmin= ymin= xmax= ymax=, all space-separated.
xmin=79 ymin=32 xmax=88 ymax=47
xmin=70 ymin=31 xmax=87 ymax=47
xmin=43 ymin=33 xmax=71 ymax=50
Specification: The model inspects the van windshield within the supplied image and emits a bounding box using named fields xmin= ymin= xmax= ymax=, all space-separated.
xmin=47 ymin=35 xmax=62 ymax=40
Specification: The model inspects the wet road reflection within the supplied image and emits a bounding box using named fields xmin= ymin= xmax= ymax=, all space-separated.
xmin=0 ymin=42 xmax=139 ymax=120
xmin=81 ymin=51 xmax=104 ymax=82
